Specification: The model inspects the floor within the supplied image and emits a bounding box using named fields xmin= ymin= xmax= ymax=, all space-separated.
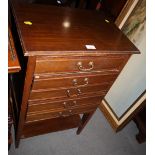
xmin=9 ymin=109 xmax=146 ymax=155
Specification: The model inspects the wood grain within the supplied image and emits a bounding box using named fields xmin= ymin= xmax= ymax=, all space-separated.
xmin=32 ymin=73 xmax=117 ymax=90
xmin=11 ymin=1 xmax=139 ymax=56
xmin=29 ymin=83 xmax=108 ymax=101
xmin=35 ymin=56 xmax=128 ymax=74
xmin=27 ymin=95 xmax=103 ymax=113
xmin=26 ymin=105 xmax=97 ymax=122
xmin=23 ymin=115 xmax=81 ymax=138
xmin=15 ymin=56 xmax=36 ymax=147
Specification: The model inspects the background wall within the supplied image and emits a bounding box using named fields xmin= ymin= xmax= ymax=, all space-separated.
xmin=105 ymin=0 xmax=146 ymax=118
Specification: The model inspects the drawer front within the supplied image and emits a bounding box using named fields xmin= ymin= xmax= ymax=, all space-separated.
xmin=35 ymin=56 xmax=129 ymax=74
xmin=26 ymin=105 xmax=97 ymax=123
xmin=28 ymin=95 xmax=103 ymax=113
xmin=32 ymin=73 xmax=117 ymax=90
xmin=29 ymin=83 xmax=109 ymax=101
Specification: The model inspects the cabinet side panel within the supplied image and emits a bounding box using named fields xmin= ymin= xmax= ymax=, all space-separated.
xmin=15 ymin=56 xmax=36 ymax=148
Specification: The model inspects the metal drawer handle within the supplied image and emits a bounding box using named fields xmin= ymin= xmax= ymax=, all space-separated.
xmin=59 ymin=112 xmax=63 ymax=116
xmin=73 ymin=100 xmax=77 ymax=106
xmin=69 ymin=110 xmax=72 ymax=115
xmin=63 ymin=101 xmax=77 ymax=108
xmin=77 ymin=61 xmax=94 ymax=71
xmin=72 ymin=78 xmax=89 ymax=87
xmin=77 ymin=88 xmax=82 ymax=95
xmin=63 ymin=102 xmax=67 ymax=108
xmin=59 ymin=110 xmax=72 ymax=117
xmin=66 ymin=90 xmax=77 ymax=97
xmin=59 ymin=111 xmax=67 ymax=117
xmin=72 ymin=79 xmax=78 ymax=86
xmin=66 ymin=89 xmax=82 ymax=97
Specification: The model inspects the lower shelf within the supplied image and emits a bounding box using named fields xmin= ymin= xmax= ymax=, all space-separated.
xmin=22 ymin=114 xmax=81 ymax=138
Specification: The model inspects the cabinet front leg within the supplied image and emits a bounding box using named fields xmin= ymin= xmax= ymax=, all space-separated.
xmin=76 ymin=110 xmax=96 ymax=135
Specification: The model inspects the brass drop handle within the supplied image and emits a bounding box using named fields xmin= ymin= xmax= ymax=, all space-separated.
xmin=66 ymin=90 xmax=77 ymax=97
xmin=77 ymin=61 xmax=94 ymax=71
xmin=59 ymin=111 xmax=67 ymax=117
xmin=59 ymin=112 xmax=63 ymax=116
xmin=69 ymin=110 xmax=72 ymax=115
xmin=73 ymin=100 xmax=77 ymax=106
xmin=67 ymin=100 xmax=77 ymax=107
xmin=72 ymin=78 xmax=89 ymax=87
xmin=63 ymin=102 xmax=67 ymax=108
xmin=59 ymin=110 xmax=72 ymax=117
xmin=66 ymin=89 xmax=82 ymax=97
xmin=59 ymin=112 xmax=68 ymax=117
xmin=84 ymin=78 xmax=89 ymax=85
xmin=72 ymin=79 xmax=78 ymax=86
xmin=77 ymin=88 xmax=82 ymax=95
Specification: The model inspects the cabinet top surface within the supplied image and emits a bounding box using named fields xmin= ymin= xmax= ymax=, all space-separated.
xmin=11 ymin=1 xmax=139 ymax=56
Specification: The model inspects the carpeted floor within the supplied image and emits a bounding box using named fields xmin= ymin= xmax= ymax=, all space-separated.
xmin=9 ymin=109 xmax=146 ymax=155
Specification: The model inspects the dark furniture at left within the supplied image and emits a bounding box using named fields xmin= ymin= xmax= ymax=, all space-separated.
xmin=8 ymin=26 xmax=21 ymax=149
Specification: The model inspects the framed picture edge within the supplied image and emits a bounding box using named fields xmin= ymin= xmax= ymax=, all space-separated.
xmin=99 ymin=91 xmax=146 ymax=131
xmin=115 ymin=0 xmax=140 ymax=29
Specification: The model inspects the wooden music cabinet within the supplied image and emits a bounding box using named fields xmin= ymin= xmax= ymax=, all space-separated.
xmin=9 ymin=0 xmax=139 ymax=147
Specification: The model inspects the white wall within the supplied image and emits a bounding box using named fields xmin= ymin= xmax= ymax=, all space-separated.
xmin=105 ymin=24 xmax=146 ymax=118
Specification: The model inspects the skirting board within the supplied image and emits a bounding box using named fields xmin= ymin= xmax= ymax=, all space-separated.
xmin=99 ymin=91 xmax=146 ymax=131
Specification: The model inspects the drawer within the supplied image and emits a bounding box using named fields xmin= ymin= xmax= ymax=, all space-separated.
xmin=29 ymin=83 xmax=109 ymax=101
xmin=26 ymin=105 xmax=97 ymax=123
xmin=35 ymin=55 xmax=129 ymax=74
xmin=28 ymin=95 xmax=103 ymax=113
xmin=32 ymin=73 xmax=117 ymax=90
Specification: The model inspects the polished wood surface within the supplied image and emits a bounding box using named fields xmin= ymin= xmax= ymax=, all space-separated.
xmin=23 ymin=115 xmax=81 ymax=138
xmin=29 ymin=83 xmax=108 ymax=101
xmin=9 ymin=0 xmax=140 ymax=147
xmin=35 ymin=55 xmax=129 ymax=74
xmin=15 ymin=56 xmax=36 ymax=147
xmin=32 ymin=73 xmax=117 ymax=90
xmin=26 ymin=105 xmax=97 ymax=122
xmin=28 ymin=95 xmax=103 ymax=113
xmin=11 ymin=1 xmax=139 ymax=56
